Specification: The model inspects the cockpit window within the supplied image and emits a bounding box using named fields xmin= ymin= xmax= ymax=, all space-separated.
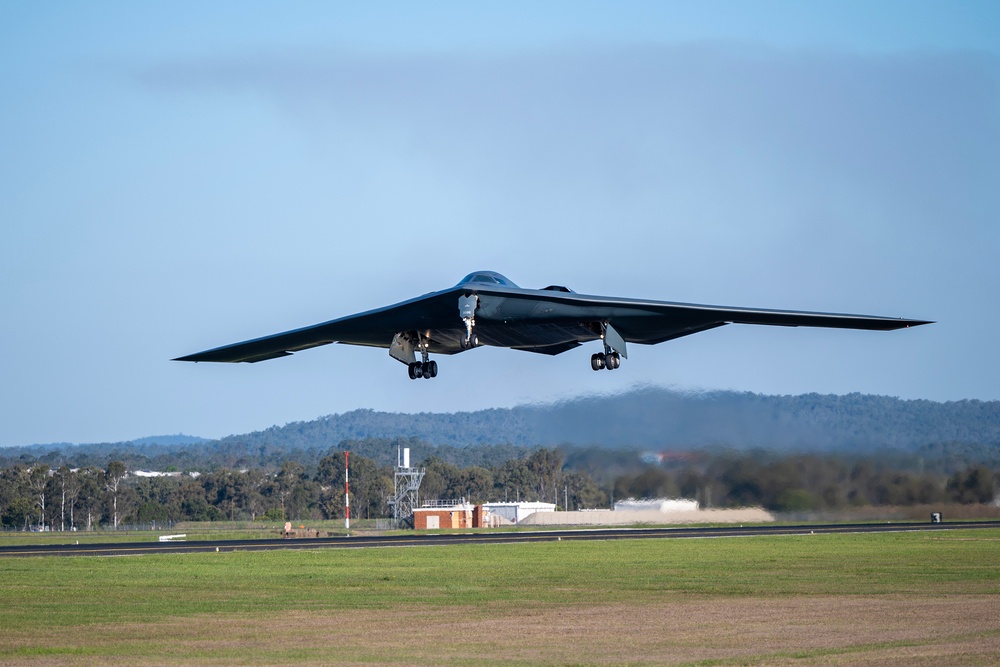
xmin=459 ymin=271 xmax=518 ymax=288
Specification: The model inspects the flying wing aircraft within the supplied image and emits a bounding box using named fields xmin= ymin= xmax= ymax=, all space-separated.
xmin=174 ymin=271 xmax=931 ymax=379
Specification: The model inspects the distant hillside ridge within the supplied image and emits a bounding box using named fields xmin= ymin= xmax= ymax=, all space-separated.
xmin=131 ymin=434 xmax=209 ymax=446
xmin=6 ymin=389 xmax=998 ymax=470
xmin=212 ymin=407 xmax=531 ymax=451
xmin=519 ymin=388 xmax=1000 ymax=451
xmin=214 ymin=388 xmax=999 ymax=453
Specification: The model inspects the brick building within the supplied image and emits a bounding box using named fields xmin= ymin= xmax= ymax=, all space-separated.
xmin=413 ymin=502 xmax=492 ymax=529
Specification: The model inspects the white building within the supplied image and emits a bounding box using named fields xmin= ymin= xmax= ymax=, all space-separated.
xmin=481 ymin=501 xmax=556 ymax=524
xmin=614 ymin=498 xmax=700 ymax=512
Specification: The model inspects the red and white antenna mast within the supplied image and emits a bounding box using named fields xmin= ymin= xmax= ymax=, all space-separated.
xmin=344 ymin=451 xmax=350 ymax=531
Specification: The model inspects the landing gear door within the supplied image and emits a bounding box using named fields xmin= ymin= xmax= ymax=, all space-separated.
xmin=604 ymin=322 xmax=628 ymax=359
xmin=458 ymin=294 xmax=478 ymax=320
xmin=389 ymin=333 xmax=416 ymax=365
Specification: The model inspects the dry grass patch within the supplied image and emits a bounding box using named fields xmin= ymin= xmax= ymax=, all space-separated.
xmin=3 ymin=595 xmax=998 ymax=666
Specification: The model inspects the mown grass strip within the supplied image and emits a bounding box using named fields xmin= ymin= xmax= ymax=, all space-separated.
xmin=1 ymin=531 xmax=997 ymax=624
xmin=1 ymin=530 xmax=998 ymax=665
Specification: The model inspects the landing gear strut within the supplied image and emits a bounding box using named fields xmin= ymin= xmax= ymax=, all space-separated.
xmin=394 ymin=331 xmax=440 ymax=380
xmin=458 ymin=294 xmax=479 ymax=350
xmin=591 ymin=321 xmax=625 ymax=371
xmin=408 ymin=333 xmax=438 ymax=380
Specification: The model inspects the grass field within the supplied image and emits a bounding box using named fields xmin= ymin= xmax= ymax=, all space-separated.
xmin=2 ymin=529 xmax=999 ymax=666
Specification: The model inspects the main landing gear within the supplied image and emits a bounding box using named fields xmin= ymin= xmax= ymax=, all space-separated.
xmin=392 ymin=295 xmax=483 ymax=380
xmin=591 ymin=351 xmax=621 ymax=371
xmin=390 ymin=331 xmax=441 ymax=380
xmin=408 ymin=335 xmax=439 ymax=380
xmin=591 ymin=321 xmax=626 ymax=371
xmin=408 ymin=360 xmax=438 ymax=379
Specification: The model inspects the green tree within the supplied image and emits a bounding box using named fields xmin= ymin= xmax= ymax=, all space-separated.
xmin=274 ymin=461 xmax=317 ymax=520
xmin=136 ymin=501 xmax=169 ymax=524
xmin=947 ymin=465 xmax=995 ymax=504
xmin=419 ymin=457 xmax=462 ymax=502
xmin=54 ymin=466 xmax=73 ymax=531
xmin=561 ymin=470 xmax=607 ymax=510
xmin=450 ymin=466 xmax=493 ymax=504
xmin=525 ymin=449 xmax=563 ymax=504
xmin=3 ymin=497 xmax=35 ymax=530
xmin=204 ymin=469 xmax=241 ymax=521
xmin=76 ymin=467 xmax=103 ymax=530
xmin=237 ymin=469 xmax=269 ymax=521
xmin=774 ymin=489 xmax=822 ymax=512
xmin=104 ymin=461 xmax=127 ymax=529
xmin=0 ymin=465 xmax=31 ymax=529
xmin=613 ymin=467 xmax=679 ymax=501
xmin=28 ymin=464 xmax=50 ymax=529
xmin=316 ymin=452 xmax=391 ymax=519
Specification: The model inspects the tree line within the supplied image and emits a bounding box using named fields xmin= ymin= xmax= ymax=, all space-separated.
xmin=1 ymin=448 xmax=996 ymax=530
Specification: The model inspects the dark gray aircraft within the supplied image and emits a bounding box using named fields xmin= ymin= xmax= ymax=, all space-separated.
xmin=174 ymin=270 xmax=931 ymax=379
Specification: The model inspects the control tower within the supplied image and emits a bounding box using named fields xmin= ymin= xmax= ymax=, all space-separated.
xmin=387 ymin=446 xmax=425 ymax=528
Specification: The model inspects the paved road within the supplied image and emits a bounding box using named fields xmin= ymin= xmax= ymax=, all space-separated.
xmin=2 ymin=520 xmax=998 ymax=558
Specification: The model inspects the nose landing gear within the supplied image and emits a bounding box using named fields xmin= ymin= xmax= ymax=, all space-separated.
xmin=458 ymin=294 xmax=479 ymax=350
xmin=459 ymin=332 xmax=479 ymax=350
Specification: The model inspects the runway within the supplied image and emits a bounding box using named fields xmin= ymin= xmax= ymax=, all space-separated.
xmin=2 ymin=520 xmax=998 ymax=558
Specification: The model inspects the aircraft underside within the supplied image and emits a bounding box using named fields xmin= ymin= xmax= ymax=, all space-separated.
xmin=390 ymin=294 xmax=629 ymax=380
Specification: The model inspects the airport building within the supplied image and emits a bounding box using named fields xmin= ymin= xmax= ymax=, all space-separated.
xmin=412 ymin=497 xmax=772 ymax=529
xmin=480 ymin=501 xmax=556 ymax=524
xmin=413 ymin=501 xmax=557 ymax=529
xmin=613 ymin=498 xmax=699 ymax=512
xmin=412 ymin=500 xmax=480 ymax=530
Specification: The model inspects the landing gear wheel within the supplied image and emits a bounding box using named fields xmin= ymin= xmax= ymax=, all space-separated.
xmin=408 ymin=362 xmax=422 ymax=379
xmin=421 ymin=360 xmax=437 ymax=379
xmin=607 ymin=352 xmax=621 ymax=370
xmin=591 ymin=353 xmax=606 ymax=371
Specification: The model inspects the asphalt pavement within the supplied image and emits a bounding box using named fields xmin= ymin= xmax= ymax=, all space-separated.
xmin=2 ymin=520 xmax=998 ymax=558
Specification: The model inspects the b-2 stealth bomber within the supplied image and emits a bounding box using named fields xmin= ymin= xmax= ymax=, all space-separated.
xmin=174 ymin=271 xmax=931 ymax=379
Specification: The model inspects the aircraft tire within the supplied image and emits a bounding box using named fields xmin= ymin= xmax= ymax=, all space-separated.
xmin=591 ymin=353 xmax=605 ymax=371
xmin=408 ymin=362 xmax=422 ymax=379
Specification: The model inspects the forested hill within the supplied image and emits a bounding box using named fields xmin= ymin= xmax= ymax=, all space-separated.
xmin=7 ymin=389 xmax=997 ymax=470
xmin=519 ymin=389 xmax=1000 ymax=451
xmin=206 ymin=389 xmax=999 ymax=455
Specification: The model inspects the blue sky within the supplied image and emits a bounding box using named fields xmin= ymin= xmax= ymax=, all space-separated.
xmin=2 ymin=2 xmax=998 ymax=446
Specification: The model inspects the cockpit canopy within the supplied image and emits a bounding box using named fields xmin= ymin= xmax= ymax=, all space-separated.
xmin=458 ymin=271 xmax=519 ymax=288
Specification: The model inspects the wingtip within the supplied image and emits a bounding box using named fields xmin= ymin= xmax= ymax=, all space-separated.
xmin=172 ymin=354 xmax=202 ymax=362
